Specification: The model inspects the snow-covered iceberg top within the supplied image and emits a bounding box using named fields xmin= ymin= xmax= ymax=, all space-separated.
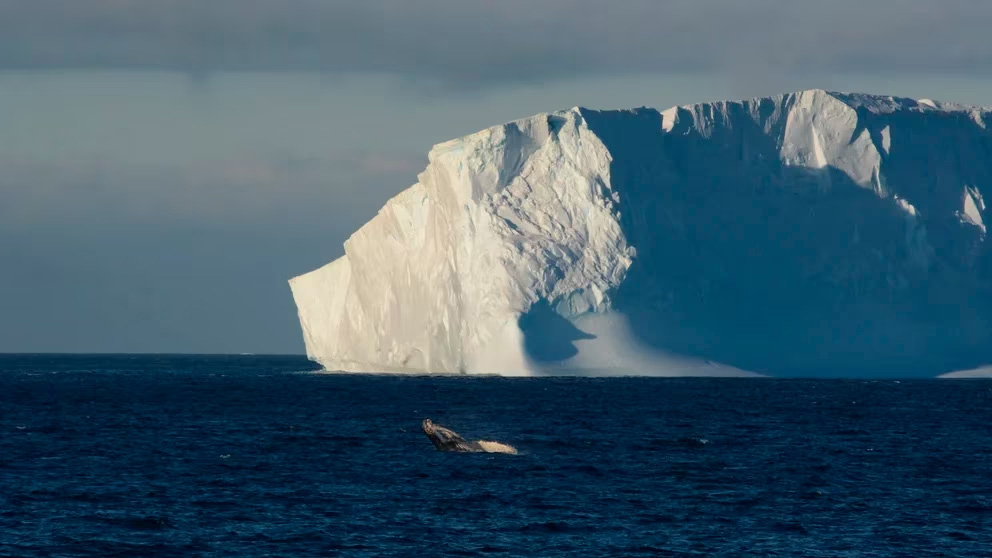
xmin=290 ymin=90 xmax=992 ymax=377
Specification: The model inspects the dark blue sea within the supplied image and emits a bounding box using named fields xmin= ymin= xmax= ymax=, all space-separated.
xmin=2 ymin=355 xmax=992 ymax=557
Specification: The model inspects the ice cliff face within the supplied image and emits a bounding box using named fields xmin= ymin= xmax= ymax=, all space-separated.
xmin=290 ymin=90 xmax=992 ymax=377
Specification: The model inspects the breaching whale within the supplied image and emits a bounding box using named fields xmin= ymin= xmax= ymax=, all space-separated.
xmin=421 ymin=419 xmax=518 ymax=454
xmin=422 ymin=418 xmax=482 ymax=452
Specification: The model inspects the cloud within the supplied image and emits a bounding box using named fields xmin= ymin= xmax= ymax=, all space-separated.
xmin=0 ymin=150 xmax=424 ymax=228
xmin=0 ymin=148 xmax=428 ymax=354
xmin=0 ymin=1 xmax=989 ymax=86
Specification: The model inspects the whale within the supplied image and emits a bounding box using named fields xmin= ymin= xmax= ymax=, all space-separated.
xmin=421 ymin=419 xmax=518 ymax=454
xmin=422 ymin=418 xmax=483 ymax=452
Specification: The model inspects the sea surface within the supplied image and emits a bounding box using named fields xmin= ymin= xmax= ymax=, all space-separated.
xmin=2 ymin=354 xmax=992 ymax=557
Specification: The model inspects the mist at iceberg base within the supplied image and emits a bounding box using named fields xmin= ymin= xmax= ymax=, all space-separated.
xmin=291 ymin=90 xmax=992 ymax=378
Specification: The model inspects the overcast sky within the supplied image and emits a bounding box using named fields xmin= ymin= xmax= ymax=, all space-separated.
xmin=2 ymin=1 xmax=991 ymax=354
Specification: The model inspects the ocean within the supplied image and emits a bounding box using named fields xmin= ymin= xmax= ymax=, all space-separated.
xmin=2 ymin=354 xmax=991 ymax=557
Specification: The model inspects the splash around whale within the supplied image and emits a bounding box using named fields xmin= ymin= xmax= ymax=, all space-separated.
xmin=422 ymin=419 xmax=518 ymax=455
xmin=290 ymin=90 xmax=992 ymax=378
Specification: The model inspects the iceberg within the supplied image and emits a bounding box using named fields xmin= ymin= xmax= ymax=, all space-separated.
xmin=290 ymin=90 xmax=992 ymax=377
xmin=939 ymin=366 xmax=992 ymax=379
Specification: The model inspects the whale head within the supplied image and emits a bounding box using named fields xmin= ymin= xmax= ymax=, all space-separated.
xmin=422 ymin=418 xmax=436 ymax=435
xmin=421 ymin=418 xmax=476 ymax=451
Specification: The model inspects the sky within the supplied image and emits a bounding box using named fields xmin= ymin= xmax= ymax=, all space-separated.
xmin=2 ymin=1 xmax=992 ymax=354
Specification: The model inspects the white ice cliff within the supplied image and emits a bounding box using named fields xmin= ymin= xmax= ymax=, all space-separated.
xmin=290 ymin=90 xmax=992 ymax=377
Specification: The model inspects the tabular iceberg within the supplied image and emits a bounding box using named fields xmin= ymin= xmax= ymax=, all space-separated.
xmin=290 ymin=90 xmax=992 ymax=377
